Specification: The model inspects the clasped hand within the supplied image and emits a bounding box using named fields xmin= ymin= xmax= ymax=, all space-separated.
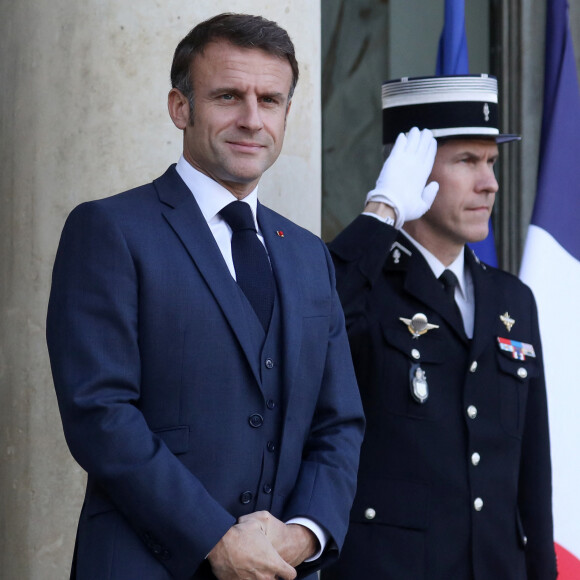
xmin=208 ymin=511 xmax=318 ymax=580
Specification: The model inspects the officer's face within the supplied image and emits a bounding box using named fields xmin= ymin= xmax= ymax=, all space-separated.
xmin=418 ymin=138 xmax=499 ymax=254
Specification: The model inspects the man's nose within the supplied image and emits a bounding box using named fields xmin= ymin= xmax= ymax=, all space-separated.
xmin=477 ymin=165 xmax=499 ymax=194
xmin=238 ymin=100 xmax=263 ymax=131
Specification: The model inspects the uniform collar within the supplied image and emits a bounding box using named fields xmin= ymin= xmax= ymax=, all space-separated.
xmin=400 ymin=229 xmax=467 ymax=299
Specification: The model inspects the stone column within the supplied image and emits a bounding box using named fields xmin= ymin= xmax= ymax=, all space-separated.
xmin=0 ymin=2 xmax=320 ymax=578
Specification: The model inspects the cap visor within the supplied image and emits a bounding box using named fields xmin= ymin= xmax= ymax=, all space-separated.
xmin=496 ymin=133 xmax=521 ymax=144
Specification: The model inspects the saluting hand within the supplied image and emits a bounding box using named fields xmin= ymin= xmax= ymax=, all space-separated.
xmin=365 ymin=127 xmax=439 ymax=228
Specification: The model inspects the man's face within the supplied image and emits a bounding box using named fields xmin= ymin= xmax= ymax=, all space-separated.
xmin=408 ymin=138 xmax=499 ymax=258
xmin=175 ymin=40 xmax=293 ymax=198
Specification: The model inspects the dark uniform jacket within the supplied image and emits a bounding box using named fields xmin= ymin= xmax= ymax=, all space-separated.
xmin=323 ymin=215 xmax=556 ymax=580
xmin=46 ymin=166 xmax=365 ymax=579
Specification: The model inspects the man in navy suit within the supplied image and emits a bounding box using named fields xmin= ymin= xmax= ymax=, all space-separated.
xmin=323 ymin=76 xmax=556 ymax=579
xmin=46 ymin=13 xmax=364 ymax=580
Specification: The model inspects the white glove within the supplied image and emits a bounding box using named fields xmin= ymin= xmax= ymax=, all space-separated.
xmin=365 ymin=127 xmax=439 ymax=228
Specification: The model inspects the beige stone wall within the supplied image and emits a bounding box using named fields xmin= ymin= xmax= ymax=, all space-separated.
xmin=0 ymin=2 xmax=320 ymax=578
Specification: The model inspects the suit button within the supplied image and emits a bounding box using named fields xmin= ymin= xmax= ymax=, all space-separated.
xmin=523 ymin=535 xmax=528 ymax=546
xmin=248 ymin=414 xmax=263 ymax=428
xmin=265 ymin=358 xmax=274 ymax=369
xmin=152 ymin=543 xmax=168 ymax=558
xmin=266 ymin=399 xmax=276 ymax=410
xmin=152 ymin=545 xmax=170 ymax=560
xmin=474 ymin=497 xmax=484 ymax=511
xmin=517 ymin=367 xmax=528 ymax=379
xmin=467 ymin=405 xmax=478 ymax=419
xmin=471 ymin=452 xmax=481 ymax=466
xmin=411 ymin=349 xmax=420 ymax=360
xmin=263 ymin=484 xmax=272 ymax=494
xmin=364 ymin=508 xmax=376 ymax=520
xmin=470 ymin=361 xmax=478 ymax=372
xmin=240 ymin=491 xmax=253 ymax=504
xmin=267 ymin=441 xmax=276 ymax=453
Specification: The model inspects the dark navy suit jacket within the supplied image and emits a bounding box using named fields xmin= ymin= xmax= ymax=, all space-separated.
xmin=46 ymin=166 xmax=364 ymax=579
xmin=323 ymin=216 xmax=556 ymax=580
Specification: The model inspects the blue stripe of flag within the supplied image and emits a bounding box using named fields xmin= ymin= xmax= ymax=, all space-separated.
xmin=436 ymin=0 xmax=469 ymax=75
xmin=531 ymin=0 xmax=580 ymax=262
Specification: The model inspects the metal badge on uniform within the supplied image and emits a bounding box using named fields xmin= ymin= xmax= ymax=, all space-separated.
xmin=500 ymin=312 xmax=515 ymax=332
xmin=409 ymin=363 xmax=428 ymax=404
xmin=483 ymin=102 xmax=490 ymax=122
xmin=400 ymin=313 xmax=439 ymax=339
xmin=497 ymin=337 xmax=536 ymax=360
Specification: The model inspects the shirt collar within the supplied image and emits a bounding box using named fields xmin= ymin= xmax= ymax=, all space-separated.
xmin=400 ymin=230 xmax=467 ymax=298
xmin=175 ymin=155 xmax=260 ymax=227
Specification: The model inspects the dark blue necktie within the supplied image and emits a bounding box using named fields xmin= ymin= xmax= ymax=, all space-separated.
xmin=220 ymin=201 xmax=274 ymax=331
xmin=439 ymin=269 xmax=464 ymax=330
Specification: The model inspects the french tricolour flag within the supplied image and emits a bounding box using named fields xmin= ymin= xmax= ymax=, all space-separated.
xmin=519 ymin=0 xmax=580 ymax=575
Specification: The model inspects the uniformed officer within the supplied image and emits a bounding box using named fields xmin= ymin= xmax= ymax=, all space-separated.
xmin=322 ymin=75 xmax=557 ymax=579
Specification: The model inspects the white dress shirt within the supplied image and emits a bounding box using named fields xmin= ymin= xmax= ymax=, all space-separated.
xmin=175 ymin=156 xmax=328 ymax=559
xmin=175 ymin=156 xmax=263 ymax=280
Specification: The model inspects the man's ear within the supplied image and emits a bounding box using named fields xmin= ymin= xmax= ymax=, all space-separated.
xmin=168 ymin=88 xmax=190 ymax=130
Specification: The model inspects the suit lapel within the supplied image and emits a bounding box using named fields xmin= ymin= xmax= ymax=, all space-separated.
xmin=258 ymin=204 xmax=303 ymax=402
xmin=153 ymin=166 xmax=262 ymax=385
